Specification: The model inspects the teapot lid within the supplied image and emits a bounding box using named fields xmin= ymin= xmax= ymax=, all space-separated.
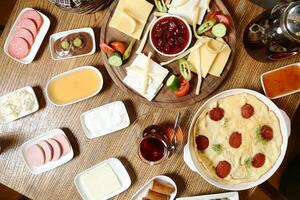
xmin=283 ymin=2 xmax=300 ymax=42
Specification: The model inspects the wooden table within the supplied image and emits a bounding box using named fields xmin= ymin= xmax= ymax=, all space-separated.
xmin=0 ymin=0 xmax=299 ymax=200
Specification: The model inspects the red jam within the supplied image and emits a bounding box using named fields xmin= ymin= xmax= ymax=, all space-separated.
xmin=151 ymin=16 xmax=190 ymax=55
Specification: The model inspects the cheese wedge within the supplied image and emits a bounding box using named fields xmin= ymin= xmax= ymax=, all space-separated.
xmin=209 ymin=38 xmax=231 ymax=77
xmin=109 ymin=0 xmax=153 ymax=40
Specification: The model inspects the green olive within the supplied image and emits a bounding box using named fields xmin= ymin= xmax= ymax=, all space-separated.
xmin=73 ymin=38 xmax=82 ymax=47
xmin=61 ymin=40 xmax=70 ymax=50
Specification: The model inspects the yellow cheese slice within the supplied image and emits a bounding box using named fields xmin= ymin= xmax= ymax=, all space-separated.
xmin=109 ymin=0 xmax=153 ymax=40
xmin=209 ymin=38 xmax=231 ymax=77
xmin=200 ymin=38 xmax=224 ymax=78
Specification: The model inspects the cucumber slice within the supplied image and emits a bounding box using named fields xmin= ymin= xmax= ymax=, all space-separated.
xmin=197 ymin=19 xmax=217 ymax=35
xmin=212 ymin=23 xmax=227 ymax=38
xmin=166 ymin=75 xmax=180 ymax=91
xmin=108 ymin=52 xmax=123 ymax=67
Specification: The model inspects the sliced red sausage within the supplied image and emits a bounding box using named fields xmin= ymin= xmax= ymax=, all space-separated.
xmin=260 ymin=125 xmax=273 ymax=140
xmin=229 ymin=132 xmax=242 ymax=148
xmin=53 ymin=134 xmax=71 ymax=156
xmin=21 ymin=9 xmax=43 ymax=29
xmin=38 ymin=140 xmax=53 ymax=163
xmin=13 ymin=28 xmax=34 ymax=46
xmin=8 ymin=37 xmax=30 ymax=59
xmin=47 ymin=139 xmax=62 ymax=161
xmin=24 ymin=144 xmax=45 ymax=167
xmin=209 ymin=107 xmax=224 ymax=121
xmin=216 ymin=160 xmax=231 ymax=178
xmin=17 ymin=18 xmax=37 ymax=37
xmin=195 ymin=135 xmax=209 ymax=151
xmin=252 ymin=153 xmax=266 ymax=168
xmin=241 ymin=103 xmax=254 ymax=119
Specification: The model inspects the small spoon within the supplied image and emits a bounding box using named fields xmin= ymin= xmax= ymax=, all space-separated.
xmin=168 ymin=112 xmax=181 ymax=152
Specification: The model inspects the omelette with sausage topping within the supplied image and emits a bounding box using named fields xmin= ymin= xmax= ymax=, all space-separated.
xmin=193 ymin=93 xmax=282 ymax=183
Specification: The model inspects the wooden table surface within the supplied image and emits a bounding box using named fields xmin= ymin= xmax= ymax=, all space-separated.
xmin=0 ymin=0 xmax=299 ymax=200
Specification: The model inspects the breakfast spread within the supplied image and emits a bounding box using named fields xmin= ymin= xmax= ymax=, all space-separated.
xmin=46 ymin=66 xmax=103 ymax=106
xmin=261 ymin=64 xmax=300 ymax=99
xmin=0 ymin=87 xmax=39 ymax=123
xmin=193 ymin=93 xmax=283 ymax=183
xmin=7 ymin=9 xmax=43 ymax=59
xmin=54 ymin=32 xmax=93 ymax=58
xmin=24 ymin=133 xmax=71 ymax=167
xmin=80 ymin=101 xmax=130 ymax=138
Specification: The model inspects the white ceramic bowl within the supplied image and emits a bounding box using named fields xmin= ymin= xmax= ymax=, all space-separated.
xmin=149 ymin=15 xmax=192 ymax=57
xmin=183 ymin=89 xmax=291 ymax=191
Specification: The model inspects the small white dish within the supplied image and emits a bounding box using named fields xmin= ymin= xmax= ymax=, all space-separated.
xmin=49 ymin=27 xmax=96 ymax=60
xmin=176 ymin=192 xmax=239 ymax=200
xmin=80 ymin=101 xmax=130 ymax=139
xmin=150 ymin=15 xmax=192 ymax=57
xmin=130 ymin=175 xmax=177 ymax=200
xmin=261 ymin=63 xmax=300 ymax=99
xmin=0 ymin=86 xmax=39 ymax=123
xmin=4 ymin=8 xmax=50 ymax=64
xmin=74 ymin=158 xmax=131 ymax=200
xmin=45 ymin=66 xmax=103 ymax=107
xmin=20 ymin=129 xmax=74 ymax=174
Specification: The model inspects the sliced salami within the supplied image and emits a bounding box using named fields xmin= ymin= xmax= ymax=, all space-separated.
xmin=53 ymin=134 xmax=71 ymax=156
xmin=260 ymin=125 xmax=273 ymax=140
xmin=21 ymin=9 xmax=43 ymax=29
xmin=24 ymin=144 xmax=45 ymax=167
xmin=229 ymin=132 xmax=242 ymax=148
xmin=8 ymin=37 xmax=30 ymax=59
xmin=47 ymin=139 xmax=62 ymax=161
xmin=241 ymin=103 xmax=254 ymax=119
xmin=216 ymin=160 xmax=231 ymax=178
xmin=17 ymin=18 xmax=37 ymax=37
xmin=209 ymin=107 xmax=224 ymax=121
xmin=195 ymin=135 xmax=209 ymax=151
xmin=13 ymin=28 xmax=34 ymax=46
xmin=38 ymin=140 xmax=53 ymax=163
xmin=252 ymin=153 xmax=266 ymax=168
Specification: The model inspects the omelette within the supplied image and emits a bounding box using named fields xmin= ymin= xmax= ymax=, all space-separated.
xmin=193 ymin=93 xmax=282 ymax=183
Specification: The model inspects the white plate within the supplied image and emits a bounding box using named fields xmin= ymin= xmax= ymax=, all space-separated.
xmin=261 ymin=62 xmax=300 ymax=99
xmin=49 ymin=27 xmax=96 ymax=60
xmin=176 ymin=192 xmax=239 ymax=200
xmin=80 ymin=101 xmax=130 ymax=139
xmin=0 ymin=86 xmax=39 ymax=123
xmin=4 ymin=8 xmax=50 ymax=64
xmin=20 ymin=129 xmax=74 ymax=174
xmin=74 ymin=158 xmax=131 ymax=200
xmin=45 ymin=66 xmax=103 ymax=106
xmin=130 ymin=175 xmax=177 ymax=200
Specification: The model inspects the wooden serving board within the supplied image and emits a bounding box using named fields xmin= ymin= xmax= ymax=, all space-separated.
xmin=100 ymin=0 xmax=236 ymax=108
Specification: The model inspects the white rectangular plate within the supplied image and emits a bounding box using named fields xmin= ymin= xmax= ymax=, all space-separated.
xmin=74 ymin=158 xmax=131 ymax=200
xmin=130 ymin=175 xmax=177 ymax=200
xmin=49 ymin=27 xmax=96 ymax=60
xmin=176 ymin=192 xmax=239 ymax=200
xmin=20 ymin=129 xmax=74 ymax=174
xmin=4 ymin=8 xmax=50 ymax=64
xmin=0 ymin=86 xmax=39 ymax=123
xmin=80 ymin=101 xmax=130 ymax=139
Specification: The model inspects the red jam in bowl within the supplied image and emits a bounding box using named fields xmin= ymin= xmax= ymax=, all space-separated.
xmin=151 ymin=16 xmax=190 ymax=55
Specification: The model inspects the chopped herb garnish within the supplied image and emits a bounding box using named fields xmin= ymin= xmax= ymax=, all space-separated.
xmin=212 ymin=144 xmax=223 ymax=154
xmin=222 ymin=117 xmax=229 ymax=128
xmin=244 ymin=158 xmax=252 ymax=168
xmin=255 ymin=125 xmax=268 ymax=144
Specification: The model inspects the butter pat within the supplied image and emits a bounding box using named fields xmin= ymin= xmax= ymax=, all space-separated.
xmin=80 ymin=101 xmax=130 ymax=139
xmin=109 ymin=0 xmax=153 ymax=39
xmin=80 ymin=163 xmax=121 ymax=200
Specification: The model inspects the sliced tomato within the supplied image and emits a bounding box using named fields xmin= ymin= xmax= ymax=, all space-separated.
xmin=215 ymin=14 xmax=231 ymax=27
xmin=206 ymin=11 xmax=222 ymax=21
xmin=110 ymin=41 xmax=126 ymax=55
xmin=174 ymin=76 xmax=190 ymax=97
xmin=100 ymin=43 xmax=115 ymax=55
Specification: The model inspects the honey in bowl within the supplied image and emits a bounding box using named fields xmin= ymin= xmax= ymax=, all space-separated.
xmin=262 ymin=65 xmax=300 ymax=99
xmin=47 ymin=67 xmax=102 ymax=105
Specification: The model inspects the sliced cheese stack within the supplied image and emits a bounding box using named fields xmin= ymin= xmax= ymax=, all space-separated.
xmin=109 ymin=0 xmax=153 ymax=40
xmin=123 ymin=53 xmax=169 ymax=101
xmin=188 ymin=36 xmax=231 ymax=77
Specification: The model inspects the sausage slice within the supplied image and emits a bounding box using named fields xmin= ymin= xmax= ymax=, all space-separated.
xmin=241 ymin=103 xmax=254 ymax=119
xmin=260 ymin=125 xmax=273 ymax=140
xmin=209 ymin=107 xmax=224 ymax=121
xmin=229 ymin=132 xmax=242 ymax=148
xmin=252 ymin=153 xmax=266 ymax=168
xmin=216 ymin=160 xmax=231 ymax=178
xmin=195 ymin=135 xmax=209 ymax=151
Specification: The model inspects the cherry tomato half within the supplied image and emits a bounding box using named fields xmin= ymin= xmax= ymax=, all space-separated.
xmin=206 ymin=11 xmax=222 ymax=21
xmin=174 ymin=76 xmax=190 ymax=97
xmin=110 ymin=41 xmax=126 ymax=55
xmin=215 ymin=14 xmax=231 ymax=27
xmin=100 ymin=43 xmax=115 ymax=55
